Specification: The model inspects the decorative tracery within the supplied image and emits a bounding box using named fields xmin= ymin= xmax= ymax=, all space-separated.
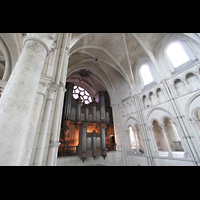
xmin=72 ymin=85 xmax=92 ymax=104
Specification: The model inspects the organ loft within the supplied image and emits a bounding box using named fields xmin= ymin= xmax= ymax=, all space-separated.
xmin=58 ymin=82 xmax=116 ymax=162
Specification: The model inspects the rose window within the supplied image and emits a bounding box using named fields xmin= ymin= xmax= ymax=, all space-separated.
xmin=73 ymin=86 xmax=92 ymax=104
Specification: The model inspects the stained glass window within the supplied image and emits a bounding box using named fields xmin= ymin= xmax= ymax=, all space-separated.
xmin=72 ymin=86 xmax=92 ymax=104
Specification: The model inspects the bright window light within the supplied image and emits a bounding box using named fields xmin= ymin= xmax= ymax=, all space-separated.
xmin=166 ymin=42 xmax=190 ymax=68
xmin=140 ymin=64 xmax=153 ymax=85
xmin=72 ymin=85 xmax=92 ymax=104
xmin=129 ymin=126 xmax=136 ymax=149
xmin=129 ymin=126 xmax=140 ymax=149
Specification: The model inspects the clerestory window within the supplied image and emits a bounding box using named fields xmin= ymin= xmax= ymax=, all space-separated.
xmin=140 ymin=64 xmax=153 ymax=86
xmin=72 ymin=86 xmax=92 ymax=104
xmin=166 ymin=42 xmax=190 ymax=68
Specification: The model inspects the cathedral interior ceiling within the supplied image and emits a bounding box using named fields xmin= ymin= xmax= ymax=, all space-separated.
xmin=69 ymin=33 xmax=168 ymax=94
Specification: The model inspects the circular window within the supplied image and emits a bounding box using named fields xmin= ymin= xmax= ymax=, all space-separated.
xmin=73 ymin=86 xmax=92 ymax=104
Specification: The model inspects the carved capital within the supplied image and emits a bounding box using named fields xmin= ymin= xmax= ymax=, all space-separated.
xmin=24 ymin=33 xmax=58 ymax=56
xmin=47 ymin=89 xmax=56 ymax=101
xmin=37 ymin=82 xmax=50 ymax=96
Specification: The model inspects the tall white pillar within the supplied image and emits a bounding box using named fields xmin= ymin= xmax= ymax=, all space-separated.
xmin=46 ymin=33 xmax=72 ymax=166
xmin=133 ymin=127 xmax=139 ymax=153
xmin=47 ymin=84 xmax=65 ymax=166
xmin=0 ymin=35 xmax=51 ymax=166
xmin=160 ymin=125 xmax=173 ymax=156
xmin=33 ymin=88 xmax=56 ymax=166
xmin=17 ymin=80 xmax=50 ymax=165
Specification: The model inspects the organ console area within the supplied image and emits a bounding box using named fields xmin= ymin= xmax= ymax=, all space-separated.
xmin=58 ymin=82 xmax=116 ymax=162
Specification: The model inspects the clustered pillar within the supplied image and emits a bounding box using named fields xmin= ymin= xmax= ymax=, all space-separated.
xmin=0 ymin=36 xmax=49 ymax=166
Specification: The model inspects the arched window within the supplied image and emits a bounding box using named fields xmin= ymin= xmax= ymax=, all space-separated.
xmin=140 ymin=64 xmax=153 ymax=85
xmin=166 ymin=42 xmax=190 ymax=68
xmin=72 ymin=86 xmax=92 ymax=104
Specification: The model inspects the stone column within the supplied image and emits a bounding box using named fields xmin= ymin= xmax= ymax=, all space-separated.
xmin=182 ymin=78 xmax=191 ymax=92
xmin=33 ymin=88 xmax=56 ymax=166
xmin=174 ymin=122 xmax=190 ymax=157
xmin=0 ymin=35 xmax=53 ymax=166
xmin=160 ymin=125 xmax=173 ymax=156
xmin=146 ymin=96 xmax=151 ymax=107
xmin=63 ymin=82 xmax=74 ymax=120
xmin=17 ymin=80 xmax=50 ymax=165
xmin=133 ymin=127 xmax=139 ymax=153
xmin=153 ymin=92 xmax=159 ymax=105
xmin=99 ymin=91 xmax=106 ymax=123
xmin=47 ymin=34 xmax=72 ymax=166
xmin=147 ymin=125 xmax=159 ymax=156
xmin=80 ymin=122 xmax=87 ymax=162
xmin=100 ymin=123 xmax=107 ymax=159
xmin=170 ymin=83 xmax=179 ymax=97
xmin=47 ymin=84 xmax=65 ymax=166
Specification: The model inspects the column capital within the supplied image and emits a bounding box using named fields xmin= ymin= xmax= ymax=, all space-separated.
xmin=23 ymin=36 xmax=49 ymax=57
xmin=23 ymin=33 xmax=58 ymax=57
xmin=37 ymin=82 xmax=50 ymax=97
xmin=47 ymin=89 xmax=57 ymax=101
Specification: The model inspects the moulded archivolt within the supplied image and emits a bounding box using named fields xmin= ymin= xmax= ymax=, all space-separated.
xmin=146 ymin=107 xmax=175 ymax=126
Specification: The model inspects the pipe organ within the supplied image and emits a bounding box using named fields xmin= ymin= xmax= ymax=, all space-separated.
xmin=58 ymin=82 xmax=116 ymax=162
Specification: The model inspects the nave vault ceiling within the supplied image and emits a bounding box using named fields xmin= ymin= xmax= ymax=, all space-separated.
xmin=3 ymin=33 xmax=200 ymax=101
xmin=68 ymin=33 xmax=168 ymax=96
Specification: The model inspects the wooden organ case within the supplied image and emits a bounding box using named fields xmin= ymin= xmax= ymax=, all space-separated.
xmin=58 ymin=82 xmax=116 ymax=162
